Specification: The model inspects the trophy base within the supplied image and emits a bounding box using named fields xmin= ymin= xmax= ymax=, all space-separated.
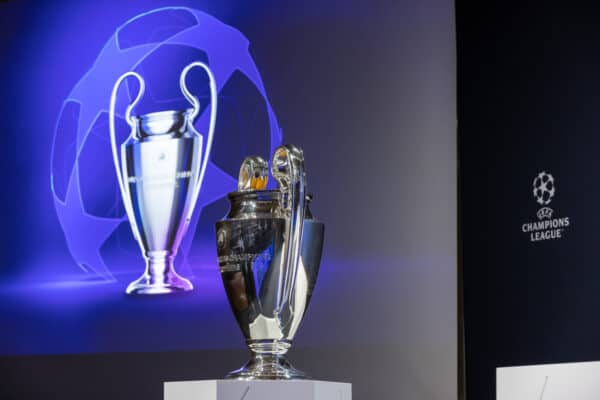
xmin=126 ymin=270 xmax=193 ymax=295
xmin=226 ymin=353 xmax=307 ymax=380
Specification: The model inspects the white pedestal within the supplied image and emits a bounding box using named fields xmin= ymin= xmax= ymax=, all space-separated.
xmin=164 ymin=380 xmax=352 ymax=400
xmin=497 ymin=361 xmax=600 ymax=400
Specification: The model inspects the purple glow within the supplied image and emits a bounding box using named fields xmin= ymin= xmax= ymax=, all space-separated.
xmin=50 ymin=7 xmax=282 ymax=282
xmin=0 ymin=255 xmax=451 ymax=355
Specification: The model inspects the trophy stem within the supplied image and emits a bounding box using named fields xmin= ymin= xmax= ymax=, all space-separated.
xmin=126 ymin=253 xmax=193 ymax=295
xmin=226 ymin=340 xmax=307 ymax=380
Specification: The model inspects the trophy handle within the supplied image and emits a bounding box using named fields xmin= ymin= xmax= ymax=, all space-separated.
xmin=271 ymin=145 xmax=306 ymax=314
xmin=109 ymin=71 xmax=145 ymax=227
xmin=179 ymin=61 xmax=218 ymax=219
xmin=238 ymin=156 xmax=269 ymax=192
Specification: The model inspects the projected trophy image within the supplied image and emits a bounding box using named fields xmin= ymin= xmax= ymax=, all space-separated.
xmin=109 ymin=61 xmax=217 ymax=295
xmin=216 ymin=145 xmax=324 ymax=379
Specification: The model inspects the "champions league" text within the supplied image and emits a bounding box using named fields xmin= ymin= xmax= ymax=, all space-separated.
xmin=521 ymin=217 xmax=570 ymax=242
xmin=127 ymin=170 xmax=192 ymax=185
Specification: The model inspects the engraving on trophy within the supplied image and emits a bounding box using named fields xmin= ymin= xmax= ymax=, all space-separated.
xmin=218 ymin=254 xmax=272 ymax=265
xmin=217 ymin=227 xmax=228 ymax=249
xmin=126 ymin=170 xmax=192 ymax=184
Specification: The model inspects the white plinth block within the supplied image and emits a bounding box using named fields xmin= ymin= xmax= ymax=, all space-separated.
xmin=164 ymin=379 xmax=352 ymax=400
xmin=497 ymin=360 xmax=600 ymax=400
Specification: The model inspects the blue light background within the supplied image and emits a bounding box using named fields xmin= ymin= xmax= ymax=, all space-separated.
xmin=0 ymin=0 xmax=380 ymax=355
xmin=0 ymin=1 xmax=456 ymax=378
xmin=51 ymin=6 xmax=282 ymax=283
xmin=0 ymin=1 xmax=289 ymax=355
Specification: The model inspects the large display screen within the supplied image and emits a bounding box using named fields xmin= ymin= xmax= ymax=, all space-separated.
xmin=0 ymin=1 xmax=456 ymax=398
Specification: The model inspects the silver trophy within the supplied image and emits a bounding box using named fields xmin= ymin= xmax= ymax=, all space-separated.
xmin=215 ymin=145 xmax=324 ymax=379
xmin=108 ymin=61 xmax=217 ymax=295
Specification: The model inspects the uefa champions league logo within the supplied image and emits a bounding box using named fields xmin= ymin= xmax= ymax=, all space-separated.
xmin=533 ymin=171 xmax=555 ymax=206
xmin=533 ymin=171 xmax=555 ymax=220
xmin=522 ymin=171 xmax=570 ymax=242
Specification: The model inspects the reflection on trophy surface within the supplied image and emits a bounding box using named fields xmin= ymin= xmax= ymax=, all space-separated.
xmin=216 ymin=145 xmax=325 ymax=379
xmin=108 ymin=61 xmax=217 ymax=295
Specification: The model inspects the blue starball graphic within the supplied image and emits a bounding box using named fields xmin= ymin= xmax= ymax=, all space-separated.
xmin=50 ymin=7 xmax=282 ymax=281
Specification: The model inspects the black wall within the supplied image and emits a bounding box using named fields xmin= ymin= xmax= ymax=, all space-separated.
xmin=459 ymin=2 xmax=600 ymax=398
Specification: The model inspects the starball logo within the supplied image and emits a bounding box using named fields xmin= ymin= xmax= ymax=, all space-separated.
xmin=521 ymin=171 xmax=571 ymax=242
